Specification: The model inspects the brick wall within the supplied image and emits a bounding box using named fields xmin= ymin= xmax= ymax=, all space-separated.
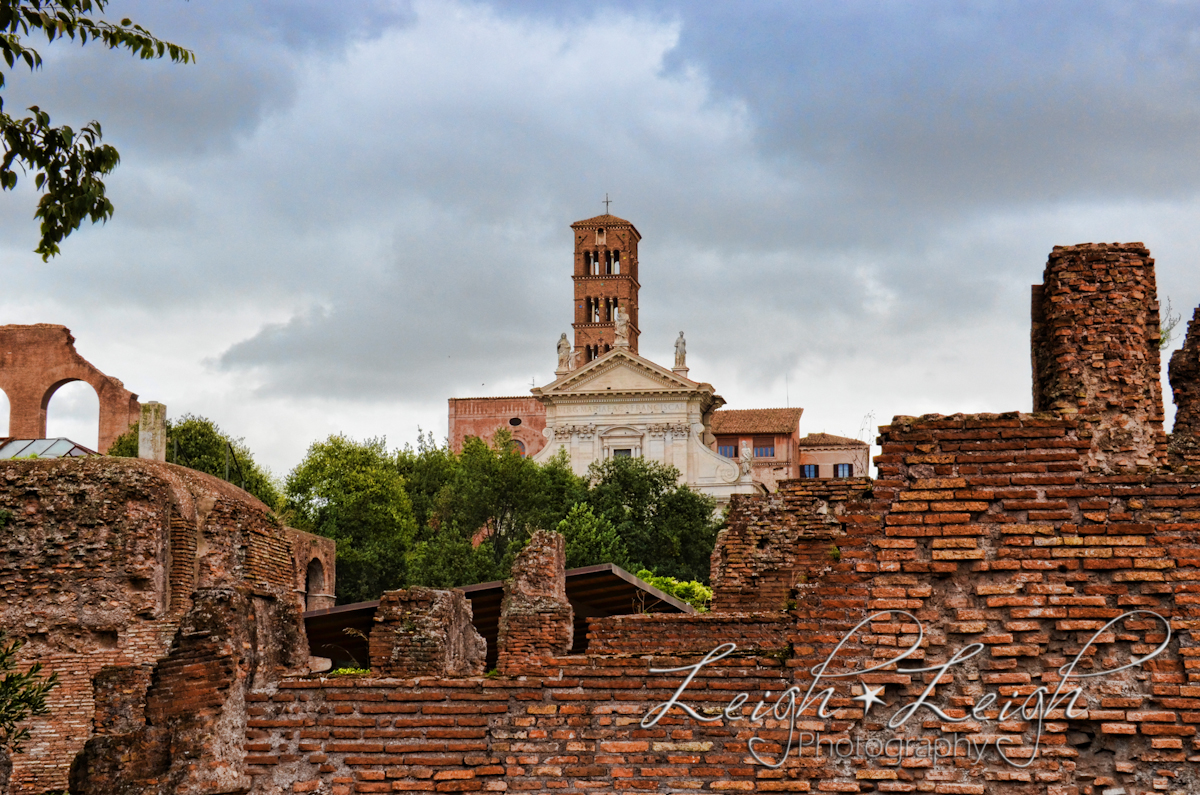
xmin=240 ymin=408 xmax=1200 ymax=795
xmin=73 ymin=585 xmax=306 ymax=795
xmin=1169 ymin=306 xmax=1200 ymax=468
xmin=711 ymin=477 xmax=874 ymax=612
xmin=447 ymin=397 xmax=547 ymax=457
xmin=0 ymin=458 xmax=315 ymax=793
xmin=239 ymin=243 xmax=1200 ymax=795
xmin=9 ymin=241 xmax=1200 ymax=794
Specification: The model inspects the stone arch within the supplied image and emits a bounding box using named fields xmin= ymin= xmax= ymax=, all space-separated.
xmin=0 ymin=383 xmax=8 ymax=435
xmin=0 ymin=324 xmax=139 ymax=452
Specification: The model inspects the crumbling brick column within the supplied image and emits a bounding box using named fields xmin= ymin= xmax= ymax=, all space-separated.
xmin=1031 ymin=242 xmax=1168 ymax=471
xmin=1170 ymin=305 xmax=1200 ymax=468
xmin=496 ymin=530 xmax=573 ymax=674
xmin=368 ymin=587 xmax=486 ymax=677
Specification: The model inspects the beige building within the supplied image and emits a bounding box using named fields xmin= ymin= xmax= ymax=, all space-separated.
xmin=530 ymin=347 xmax=756 ymax=506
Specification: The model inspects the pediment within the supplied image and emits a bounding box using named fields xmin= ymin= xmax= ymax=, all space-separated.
xmin=538 ymin=349 xmax=701 ymax=396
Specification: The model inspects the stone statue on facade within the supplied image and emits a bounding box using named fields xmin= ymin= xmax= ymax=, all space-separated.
xmin=556 ymin=333 xmax=571 ymax=372
xmin=614 ymin=308 xmax=630 ymax=348
xmin=569 ymin=346 xmax=579 ymax=371
xmin=674 ymin=331 xmax=686 ymax=369
xmin=739 ymin=441 xmax=753 ymax=476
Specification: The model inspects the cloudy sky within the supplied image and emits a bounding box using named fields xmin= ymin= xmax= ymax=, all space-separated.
xmin=2 ymin=0 xmax=1199 ymax=479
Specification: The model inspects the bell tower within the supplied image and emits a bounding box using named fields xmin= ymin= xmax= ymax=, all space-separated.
xmin=571 ymin=212 xmax=641 ymax=361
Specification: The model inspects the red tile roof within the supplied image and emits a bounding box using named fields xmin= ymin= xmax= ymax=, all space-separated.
xmin=710 ymin=408 xmax=803 ymax=435
xmin=797 ymin=432 xmax=867 ymax=447
xmin=571 ymin=213 xmax=638 ymax=229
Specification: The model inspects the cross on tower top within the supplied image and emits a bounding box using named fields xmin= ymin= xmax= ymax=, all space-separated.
xmin=603 ymin=193 xmax=611 ymax=213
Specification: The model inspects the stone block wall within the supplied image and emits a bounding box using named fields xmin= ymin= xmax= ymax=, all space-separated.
xmin=368 ymin=587 xmax=486 ymax=678
xmin=1031 ymin=243 xmax=1168 ymax=471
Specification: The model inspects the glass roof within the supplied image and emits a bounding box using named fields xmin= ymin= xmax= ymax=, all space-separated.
xmin=0 ymin=438 xmax=99 ymax=459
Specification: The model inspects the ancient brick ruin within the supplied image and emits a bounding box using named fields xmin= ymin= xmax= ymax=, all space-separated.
xmin=0 ymin=458 xmax=333 ymax=793
xmin=0 ymin=324 xmax=142 ymax=454
xmin=6 ymin=241 xmax=1200 ymax=794
xmin=1169 ymin=305 xmax=1200 ymax=469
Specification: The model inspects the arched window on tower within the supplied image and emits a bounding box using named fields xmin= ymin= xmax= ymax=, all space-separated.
xmin=613 ymin=251 xmax=620 ymax=274
xmin=605 ymin=251 xmax=613 ymax=275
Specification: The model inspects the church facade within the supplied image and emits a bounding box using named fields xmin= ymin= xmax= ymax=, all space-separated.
xmin=530 ymin=345 xmax=755 ymax=505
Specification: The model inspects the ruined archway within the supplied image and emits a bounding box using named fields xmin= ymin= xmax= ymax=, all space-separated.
xmin=0 ymin=385 xmax=8 ymax=436
xmin=44 ymin=380 xmax=100 ymax=450
xmin=0 ymin=324 xmax=139 ymax=452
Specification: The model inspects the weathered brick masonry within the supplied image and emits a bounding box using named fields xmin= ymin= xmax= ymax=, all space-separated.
xmin=0 ymin=458 xmax=332 ymax=793
xmin=238 ymin=244 xmax=1200 ymax=795
xmin=1169 ymin=306 xmax=1200 ymax=468
xmin=1030 ymin=243 xmax=1167 ymax=471
xmin=8 ymin=241 xmax=1200 ymax=795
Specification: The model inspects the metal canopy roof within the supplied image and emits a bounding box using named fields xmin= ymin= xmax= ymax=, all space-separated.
xmin=0 ymin=438 xmax=98 ymax=459
xmin=304 ymin=563 xmax=694 ymax=671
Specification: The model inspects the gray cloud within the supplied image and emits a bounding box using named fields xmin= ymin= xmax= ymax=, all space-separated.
xmin=3 ymin=0 xmax=1199 ymax=474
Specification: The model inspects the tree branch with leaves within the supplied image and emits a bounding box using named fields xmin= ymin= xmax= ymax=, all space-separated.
xmin=0 ymin=0 xmax=193 ymax=259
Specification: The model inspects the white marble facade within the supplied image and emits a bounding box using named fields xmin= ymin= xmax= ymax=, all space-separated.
xmin=531 ymin=348 xmax=756 ymax=506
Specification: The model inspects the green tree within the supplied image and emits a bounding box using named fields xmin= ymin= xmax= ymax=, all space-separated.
xmin=405 ymin=522 xmax=498 ymax=589
xmin=0 ymin=630 xmax=57 ymax=752
xmin=430 ymin=430 xmax=584 ymax=572
xmin=558 ymin=502 xmax=628 ymax=570
xmin=108 ymin=414 xmax=281 ymax=508
xmin=585 ymin=456 xmax=719 ymax=583
xmin=394 ymin=430 xmax=458 ymax=532
xmin=284 ymin=435 xmax=417 ymax=604
xmin=1 ymin=0 xmax=194 ymax=259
